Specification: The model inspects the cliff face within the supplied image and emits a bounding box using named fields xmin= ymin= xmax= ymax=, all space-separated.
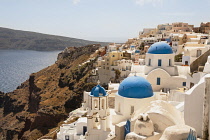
xmin=0 ymin=27 xmax=108 ymax=51
xmin=0 ymin=45 xmax=99 ymax=140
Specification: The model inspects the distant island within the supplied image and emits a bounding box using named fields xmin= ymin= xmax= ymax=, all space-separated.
xmin=0 ymin=27 xmax=108 ymax=51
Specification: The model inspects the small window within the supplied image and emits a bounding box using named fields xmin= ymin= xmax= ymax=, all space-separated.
xmin=183 ymin=82 xmax=186 ymax=86
xmin=185 ymin=61 xmax=188 ymax=65
xmin=65 ymin=135 xmax=70 ymax=140
xmin=131 ymin=106 xmax=134 ymax=115
xmin=102 ymin=99 xmax=105 ymax=109
xmin=112 ymin=55 xmax=115 ymax=57
xmin=169 ymin=59 xmax=171 ymax=66
xmin=157 ymin=77 xmax=161 ymax=85
xmin=158 ymin=59 xmax=162 ymax=66
xmin=94 ymin=99 xmax=98 ymax=109
xmin=148 ymin=59 xmax=151 ymax=66
xmin=118 ymin=103 xmax=120 ymax=113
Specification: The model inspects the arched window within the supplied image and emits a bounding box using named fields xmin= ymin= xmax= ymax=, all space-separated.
xmin=148 ymin=59 xmax=151 ymax=66
xmin=130 ymin=106 xmax=134 ymax=115
xmin=169 ymin=59 xmax=171 ymax=66
xmin=157 ymin=77 xmax=161 ymax=85
xmin=118 ymin=103 xmax=121 ymax=113
xmin=158 ymin=59 xmax=162 ymax=66
xmin=102 ymin=99 xmax=105 ymax=109
xmin=94 ymin=99 xmax=98 ymax=109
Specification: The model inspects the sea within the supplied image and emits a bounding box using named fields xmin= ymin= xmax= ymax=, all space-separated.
xmin=0 ymin=50 xmax=61 ymax=93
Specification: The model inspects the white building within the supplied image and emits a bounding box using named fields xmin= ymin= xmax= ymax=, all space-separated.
xmin=112 ymin=76 xmax=196 ymax=140
xmin=131 ymin=42 xmax=189 ymax=92
xmin=184 ymin=55 xmax=210 ymax=139
xmin=84 ymin=84 xmax=111 ymax=140
xmin=182 ymin=42 xmax=210 ymax=65
xmin=57 ymin=118 xmax=87 ymax=140
xmin=57 ymin=75 xmax=198 ymax=140
xmin=107 ymin=43 xmax=117 ymax=52
xmin=113 ymin=76 xmax=156 ymax=125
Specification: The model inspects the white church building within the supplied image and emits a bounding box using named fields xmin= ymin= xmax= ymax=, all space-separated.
xmin=131 ymin=42 xmax=190 ymax=92
xmin=56 ymin=42 xmax=206 ymax=140
xmin=57 ymin=75 xmax=198 ymax=140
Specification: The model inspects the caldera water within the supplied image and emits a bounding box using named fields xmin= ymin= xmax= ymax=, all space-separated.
xmin=0 ymin=50 xmax=61 ymax=93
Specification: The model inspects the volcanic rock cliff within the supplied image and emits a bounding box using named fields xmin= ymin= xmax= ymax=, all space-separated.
xmin=0 ymin=44 xmax=100 ymax=140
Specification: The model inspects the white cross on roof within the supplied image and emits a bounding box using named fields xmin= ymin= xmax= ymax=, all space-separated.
xmin=97 ymin=80 xmax=100 ymax=85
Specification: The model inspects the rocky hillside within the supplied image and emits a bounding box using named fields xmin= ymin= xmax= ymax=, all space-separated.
xmin=0 ymin=27 xmax=108 ymax=51
xmin=0 ymin=45 xmax=100 ymax=140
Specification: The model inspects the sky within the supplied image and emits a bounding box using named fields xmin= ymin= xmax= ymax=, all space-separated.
xmin=0 ymin=0 xmax=210 ymax=42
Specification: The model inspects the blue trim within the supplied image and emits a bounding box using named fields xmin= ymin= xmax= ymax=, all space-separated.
xmin=165 ymin=38 xmax=171 ymax=42
xmin=186 ymin=129 xmax=196 ymax=140
xmin=124 ymin=120 xmax=131 ymax=138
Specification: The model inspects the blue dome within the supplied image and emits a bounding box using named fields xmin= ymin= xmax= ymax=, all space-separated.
xmin=147 ymin=42 xmax=173 ymax=54
xmin=118 ymin=76 xmax=153 ymax=98
xmin=90 ymin=85 xmax=107 ymax=97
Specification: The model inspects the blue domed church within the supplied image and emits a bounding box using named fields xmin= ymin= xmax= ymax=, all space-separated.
xmin=113 ymin=76 xmax=155 ymax=125
xmin=131 ymin=42 xmax=188 ymax=92
xmin=85 ymin=83 xmax=111 ymax=140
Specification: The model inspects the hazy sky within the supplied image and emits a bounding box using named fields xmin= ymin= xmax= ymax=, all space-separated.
xmin=1 ymin=0 xmax=210 ymax=42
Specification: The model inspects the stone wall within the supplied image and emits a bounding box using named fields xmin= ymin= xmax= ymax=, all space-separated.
xmin=190 ymin=49 xmax=210 ymax=73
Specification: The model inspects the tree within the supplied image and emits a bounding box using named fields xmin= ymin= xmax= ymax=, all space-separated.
xmin=139 ymin=42 xmax=145 ymax=50
xmin=175 ymin=54 xmax=183 ymax=62
xmin=114 ymin=69 xmax=121 ymax=83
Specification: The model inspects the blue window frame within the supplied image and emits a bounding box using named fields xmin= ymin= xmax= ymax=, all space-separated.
xmin=157 ymin=77 xmax=161 ymax=85
xmin=158 ymin=59 xmax=162 ymax=66
xmin=124 ymin=120 xmax=131 ymax=138
xmin=183 ymin=82 xmax=186 ymax=86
